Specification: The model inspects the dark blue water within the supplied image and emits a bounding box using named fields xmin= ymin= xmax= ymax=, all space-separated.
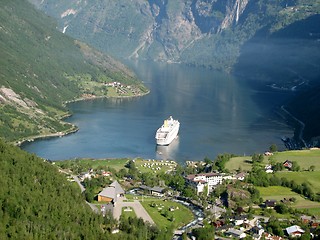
xmin=22 ymin=61 xmax=294 ymax=164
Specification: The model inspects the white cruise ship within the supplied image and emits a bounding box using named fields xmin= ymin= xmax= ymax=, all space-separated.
xmin=155 ymin=116 xmax=180 ymax=145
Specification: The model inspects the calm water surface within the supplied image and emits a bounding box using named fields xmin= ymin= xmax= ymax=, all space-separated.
xmin=22 ymin=61 xmax=294 ymax=164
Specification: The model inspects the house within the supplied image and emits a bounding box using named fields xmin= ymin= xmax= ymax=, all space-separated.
xmin=265 ymin=199 xmax=277 ymax=208
xmin=286 ymin=225 xmax=305 ymax=237
xmin=226 ymin=228 xmax=246 ymax=239
xmin=138 ymin=185 xmax=165 ymax=197
xmin=264 ymin=151 xmax=273 ymax=156
xmin=150 ymin=186 xmax=165 ymax=197
xmin=300 ymin=215 xmax=313 ymax=224
xmin=235 ymin=172 xmax=246 ymax=181
xmin=185 ymin=172 xmax=223 ymax=195
xmin=98 ymin=180 xmax=124 ymax=205
xmin=213 ymin=220 xmax=225 ymax=228
xmin=283 ymin=160 xmax=293 ymax=169
xmin=265 ymin=165 xmax=274 ymax=173
xmin=234 ymin=215 xmax=248 ymax=226
xmin=251 ymin=226 xmax=264 ymax=240
xmin=101 ymin=171 xmax=112 ymax=177
xmin=263 ymin=232 xmax=283 ymax=240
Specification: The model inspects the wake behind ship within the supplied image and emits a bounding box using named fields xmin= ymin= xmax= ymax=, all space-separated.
xmin=155 ymin=116 xmax=180 ymax=145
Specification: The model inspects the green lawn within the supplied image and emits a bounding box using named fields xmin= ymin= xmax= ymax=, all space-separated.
xmin=270 ymin=149 xmax=320 ymax=194
xmin=122 ymin=206 xmax=136 ymax=218
xmin=225 ymin=156 xmax=268 ymax=172
xmin=56 ymin=158 xmax=129 ymax=171
xmin=139 ymin=197 xmax=193 ymax=229
xmin=257 ymin=186 xmax=320 ymax=215
xmin=275 ymin=171 xmax=320 ymax=194
xmin=225 ymin=149 xmax=320 ymax=173
xmin=270 ymin=149 xmax=320 ymax=170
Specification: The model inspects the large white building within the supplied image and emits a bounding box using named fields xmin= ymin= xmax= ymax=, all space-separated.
xmin=185 ymin=172 xmax=223 ymax=195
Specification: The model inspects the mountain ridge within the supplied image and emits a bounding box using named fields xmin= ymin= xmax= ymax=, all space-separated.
xmin=28 ymin=0 xmax=320 ymax=70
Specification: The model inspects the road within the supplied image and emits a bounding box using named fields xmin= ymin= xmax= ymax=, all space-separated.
xmin=60 ymin=169 xmax=153 ymax=222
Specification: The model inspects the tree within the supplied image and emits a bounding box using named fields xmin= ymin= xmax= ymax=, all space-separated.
xmin=269 ymin=144 xmax=278 ymax=152
xmin=252 ymin=153 xmax=264 ymax=163
xmin=309 ymin=165 xmax=315 ymax=171
xmin=192 ymin=226 xmax=215 ymax=240
xmin=291 ymin=161 xmax=300 ymax=171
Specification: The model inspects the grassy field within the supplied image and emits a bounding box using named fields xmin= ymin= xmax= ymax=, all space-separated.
xmin=270 ymin=149 xmax=320 ymax=170
xmin=122 ymin=206 xmax=136 ymax=218
xmin=137 ymin=197 xmax=193 ymax=229
xmin=225 ymin=148 xmax=320 ymax=173
xmin=56 ymin=158 xmax=129 ymax=171
xmin=271 ymin=149 xmax=320 ymax=194
xmin=257 ymin=186 xmax=320 ymax=215
xmin=225 ymin=156 xmax=257 ymax=172
xmin=275 ymin=171 xmax=320 ymax=194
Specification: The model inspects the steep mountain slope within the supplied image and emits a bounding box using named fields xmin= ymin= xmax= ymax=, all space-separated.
xmin=235 ymin=14 xmax=320 ymax=145
xmin=0 ymin=0 xmax=147 ymax=143
xmin=29 ymin=0 xmax=320 ymax=70
xmin=0 ymin=140 xmax=107 ymax=239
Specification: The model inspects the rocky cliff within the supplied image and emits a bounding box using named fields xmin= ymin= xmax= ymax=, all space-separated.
xmin=29 ymin=0 xmax=320 ymax=70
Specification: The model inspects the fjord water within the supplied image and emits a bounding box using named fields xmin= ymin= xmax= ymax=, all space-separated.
xmin=22 ymin=61 xmax=294 ymax=164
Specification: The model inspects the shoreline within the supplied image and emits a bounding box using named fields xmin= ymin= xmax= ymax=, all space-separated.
xmin=281 ymin=105 xmax=307 ymax=148
xmin=64 ymin=89 xmax=150 ymax=105
xmin=15 ymin=90 xmax=150 ymax=147
xmin=15 ymin=124 xmax=79 ymax=147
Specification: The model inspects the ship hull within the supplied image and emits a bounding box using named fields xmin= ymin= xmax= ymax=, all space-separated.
xmin=155 ymin=116 xmax=180 ymax=146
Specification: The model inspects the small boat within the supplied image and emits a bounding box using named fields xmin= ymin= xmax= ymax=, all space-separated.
xmin=155 ymin=116 xmax=180 ymax=146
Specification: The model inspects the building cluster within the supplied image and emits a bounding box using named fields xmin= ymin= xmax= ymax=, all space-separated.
xmin=212 ymin=214 xmax=319 ymax=239
xmin=78 ymin=169 xmax=112 ymax=182
xmin=105 ymin=81 xmax=141 ymax=96
xmin=184 ymin=172 xmax=246 ymax=195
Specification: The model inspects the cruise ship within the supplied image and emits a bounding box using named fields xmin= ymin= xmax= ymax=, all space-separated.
xmin=155 ymin=116 xmax=180 ymax=145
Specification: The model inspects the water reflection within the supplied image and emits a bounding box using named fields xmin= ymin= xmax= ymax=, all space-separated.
xmin=155 ymin=136 xmax=180 ymax=160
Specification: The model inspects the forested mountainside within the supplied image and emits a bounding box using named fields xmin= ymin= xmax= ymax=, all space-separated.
xmin=29 ymin=0 xmax=320 ymax=70
xmin=0 ymin=140 xmax=105 ymax=239
xmin=0 ymin=140 xmax=166 ymax=239
xmin=235 ymin=14 xmax=320 ymax=145
xmin=0 ymin=0 xmax=147 ymax=143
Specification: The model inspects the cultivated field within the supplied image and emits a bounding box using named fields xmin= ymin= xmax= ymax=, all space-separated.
xmin=257 ymin=186 xmax=320 ymax=216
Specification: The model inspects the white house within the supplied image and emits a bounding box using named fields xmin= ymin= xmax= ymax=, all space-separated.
xmin=226 ymin=228 xmax=246 ymax=239
xmin=286 ymin=225 xmax=305 ymax=237
xmin=185 ymin=172 xmax=223 ymax=195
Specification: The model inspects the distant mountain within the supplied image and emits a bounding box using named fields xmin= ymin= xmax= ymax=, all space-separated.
xmin=235 ymin=14 xmax=320 ymax=146
xmin=0 ymin=0 xmax=147 ymax=143
xmin=28 ymin=0 xmax=320 ymax=70
xmin=27 ymin=0 xmax=320 ymax=144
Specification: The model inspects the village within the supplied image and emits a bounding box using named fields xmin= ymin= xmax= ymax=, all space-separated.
xmin=57 ymin=149 xmax=320 ymax=240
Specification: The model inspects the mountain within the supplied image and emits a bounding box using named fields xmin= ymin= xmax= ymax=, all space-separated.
xmin=28 ymin=0 xmax=320 ymax=70
xmin=27 ymin=0 xmax=320 ymax=144
xmin=235 ymin=14 xmax=320 ymax=145
xmin=0 ymin=0 xmax=147 ymax=143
